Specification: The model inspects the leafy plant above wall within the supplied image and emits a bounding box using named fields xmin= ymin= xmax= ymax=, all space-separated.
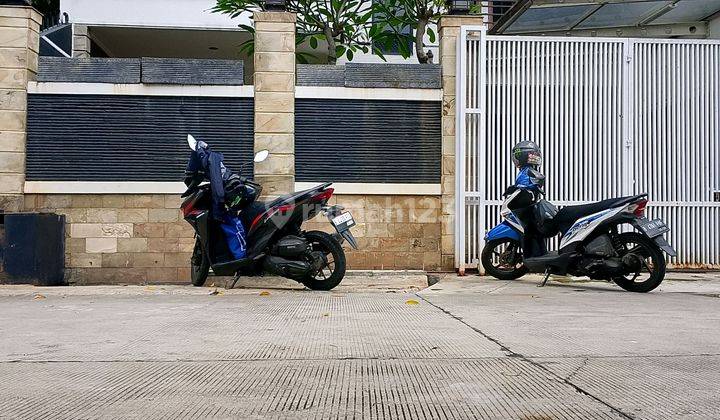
xmin=371 ymin=0 xmax=446 ymax=64
xmin=212 ymin=0 xmax=378 ymax=65
xmin=213 ymin=0 xmax=494 ymax=64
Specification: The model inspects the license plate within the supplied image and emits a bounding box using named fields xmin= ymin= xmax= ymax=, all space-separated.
xmin=331 ymin=212 xmax=355 ymax=232
xmin=637 ymin=218 xmax=670 ymax=238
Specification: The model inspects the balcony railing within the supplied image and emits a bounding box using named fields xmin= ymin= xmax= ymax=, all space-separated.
xmin=477 ymin=0 xmax=518 ymax=28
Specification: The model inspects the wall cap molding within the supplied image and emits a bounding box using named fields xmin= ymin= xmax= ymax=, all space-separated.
xmin=27 ymin=82 xmax=254 ymax=97
xmin=26 ymin=83 xmax=442 ymax=101
xmin=295 ymin=86 xmax=442 ymax=101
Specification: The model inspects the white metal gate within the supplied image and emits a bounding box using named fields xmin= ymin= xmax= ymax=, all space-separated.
xmin=456 ymin=27 xmax=720 ymax=270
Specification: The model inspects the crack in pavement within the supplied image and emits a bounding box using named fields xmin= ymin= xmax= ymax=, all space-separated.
xmin=564 ymin=357 xmax=590 ymax=382
xmin=416 ymin=293 xmax=635 ymax=420
xmin=483 ymin=280 xmax=514 ymax=295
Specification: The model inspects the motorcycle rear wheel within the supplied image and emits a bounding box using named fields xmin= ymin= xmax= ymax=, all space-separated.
xmin=301 ymin=230 xmax=346 ymax=291
xmin=191 ymin=239 xmax=210 ymax=287
xmin=481 ymin=239 xmax=528 ymax=280
xmin=612 ymin=232 xmax=666 ymax=293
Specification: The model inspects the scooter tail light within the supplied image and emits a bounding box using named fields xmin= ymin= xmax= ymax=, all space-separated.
xmin=628 ymin=199 xmax=648 ymax=217
xmin=312 ymin=188 xmax=334 ymax=202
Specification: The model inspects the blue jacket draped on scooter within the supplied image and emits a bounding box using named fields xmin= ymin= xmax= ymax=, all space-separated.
xmin=185 ymin=142 xmax=228 ymax=220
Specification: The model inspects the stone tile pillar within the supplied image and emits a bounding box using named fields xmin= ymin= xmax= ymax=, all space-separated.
xmin=253 ymin=11 xmax=296 ymax=198
xmin=0 ymin=2 xmax=41 ymax=212
xmin=72 ymin=24 xmax=91 ymax=58
xmin=438 ymin=15 xmax=484 ymax=272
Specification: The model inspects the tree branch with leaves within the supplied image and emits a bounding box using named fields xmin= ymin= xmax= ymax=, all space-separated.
xmin=213 ymin=0 xmax=380 ymax=64
xmin=371 ymin=0 xmax=446 ymax=64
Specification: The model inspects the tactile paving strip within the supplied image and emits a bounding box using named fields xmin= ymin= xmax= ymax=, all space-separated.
xmin=420 ymin=285 xmax=720 ymax=358
xmin=0 ymin=293 xmax=504 ymax=362
xmin=533 ymin=355 xmax=720 ymax=420
xmin=0 ymin=359 xmax=623 ymax=420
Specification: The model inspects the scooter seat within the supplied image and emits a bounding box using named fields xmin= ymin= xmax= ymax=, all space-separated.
xmin=554 ymin=194 xmax=647 ymax=233
xmin=239 ymin=183 xmax=334 ymax=232
xmin=261 ymin=182 xmax=333 ymax=209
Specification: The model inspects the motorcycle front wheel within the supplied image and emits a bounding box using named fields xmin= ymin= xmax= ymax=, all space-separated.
xmin=190 ymin=239 xmax=210 ymax=287
xmin=302 ymin=230 xmax=346 ymax=291
xmin=481 ymin=239 xmax=528 ymax=280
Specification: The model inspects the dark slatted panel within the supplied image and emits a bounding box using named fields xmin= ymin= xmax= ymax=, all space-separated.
xmin=295 ymin=99 xmax=441 ymax=183
xmin=26 ymin=94 xmax=254 ymax=181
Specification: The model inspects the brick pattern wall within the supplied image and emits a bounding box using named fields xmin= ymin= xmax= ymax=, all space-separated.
xmin=24 ymin=194 xmax=194 ymax=285
xmin=23 ymin=193 xmax=441 ymax=284
xmin=304 ymin=194 xmax=441 ymax=271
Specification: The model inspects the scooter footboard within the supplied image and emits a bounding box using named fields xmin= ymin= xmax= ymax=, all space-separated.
xmin=485 ymin=221 xmax=522 ymax=242
xmin=524 ymin=252 xmax=572 ymax=274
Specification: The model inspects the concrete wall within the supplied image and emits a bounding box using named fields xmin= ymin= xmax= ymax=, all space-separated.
xmin=304 ymin=195 xmax=441 ymax=271
xmin=6 ymin=9 xmax=448 ymax=285
xmin=23 ymin=193 xmax=440 ymax=284
xmin=709 ymin=16 xmax=720 ymax=39
xmin=60 ymin=0 xmax=250 ymax=29
xmin=22 ymin=81 xmax=443 ymax=284
xmin=23 ymin=194 xmax=194 ymax=284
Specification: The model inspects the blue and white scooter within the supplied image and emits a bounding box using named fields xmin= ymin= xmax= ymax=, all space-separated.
xmin=482 ymin=145 xmax=676 ymax=293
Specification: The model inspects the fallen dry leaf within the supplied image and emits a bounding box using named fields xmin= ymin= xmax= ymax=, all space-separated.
xmin=405 ymin=299 xmax=419 ymax=305
xmin=33 ymin=294 xmax=46 ymax=300
xmin=259 ymin=291 xmax=271 ymax=296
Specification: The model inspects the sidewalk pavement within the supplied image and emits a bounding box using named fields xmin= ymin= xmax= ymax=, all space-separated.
xmin=0 ymin=273 xmax=718 ymax=419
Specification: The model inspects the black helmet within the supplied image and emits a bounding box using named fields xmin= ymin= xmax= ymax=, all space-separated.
xmin=224 ymin=175 xmax=250 ymax=210
xmin=512 ymin=141 xmax=542 ymax=168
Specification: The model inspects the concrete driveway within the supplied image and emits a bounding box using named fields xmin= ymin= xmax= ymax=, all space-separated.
xmin=0 ymin=274 xmax=718 ymax=419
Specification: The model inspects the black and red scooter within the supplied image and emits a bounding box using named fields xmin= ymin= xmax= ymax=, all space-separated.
xmin=181 ymin=135 xmax=358 ymax=291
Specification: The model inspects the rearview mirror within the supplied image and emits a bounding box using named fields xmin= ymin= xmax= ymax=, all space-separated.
xmin=254 ymin=149 xmax=269 ymax=163
xmin=187 ymin=134 xmax=197 ymax=151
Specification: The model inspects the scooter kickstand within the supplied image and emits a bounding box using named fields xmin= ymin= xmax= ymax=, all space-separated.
xmin=538 ymin=270 xmax=551 ymax=288
xmin=228 ymin=273 xmax=240 ymax=290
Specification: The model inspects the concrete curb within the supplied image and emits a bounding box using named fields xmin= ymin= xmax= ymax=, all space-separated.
xmin=0 ymin=270 xmax=431 ymax=296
